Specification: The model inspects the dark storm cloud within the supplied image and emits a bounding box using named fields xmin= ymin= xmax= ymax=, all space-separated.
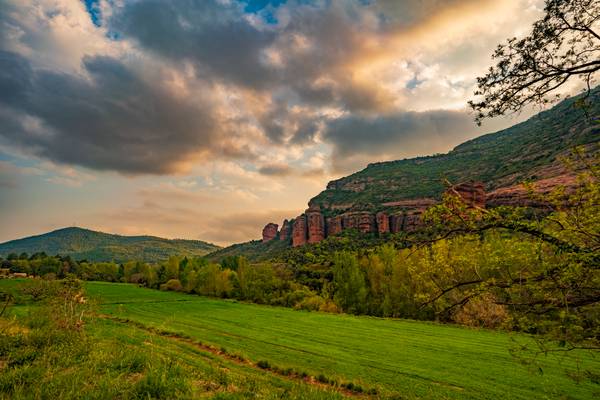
xmin=110 ymin=0 xmax=277 ymax=90
xmin=0 ymin=51 xmax=219 ymax=174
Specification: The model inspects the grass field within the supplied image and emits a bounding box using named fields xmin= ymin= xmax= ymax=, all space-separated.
xmin=0 ymin=279 xmax=346 ymax=399
xmin=84 ymin=282 xmax=600 ymax=399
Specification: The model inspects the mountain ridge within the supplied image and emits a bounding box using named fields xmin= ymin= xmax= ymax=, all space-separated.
xmin=0 ymin=227 xmax=220 ymax=263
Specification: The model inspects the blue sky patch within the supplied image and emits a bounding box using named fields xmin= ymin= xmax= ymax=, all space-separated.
xmin=83 ymin=0 xmax=101 ymax=26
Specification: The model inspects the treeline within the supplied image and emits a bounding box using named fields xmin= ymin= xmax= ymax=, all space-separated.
xmin=0 ymin=230 xmax=563 ymax=328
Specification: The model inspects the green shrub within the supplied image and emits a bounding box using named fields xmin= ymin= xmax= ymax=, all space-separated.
xmin=159 ymin=279 xmax=183 ymax=292
xmin=294 ymin=295 xmax=325 ymax=311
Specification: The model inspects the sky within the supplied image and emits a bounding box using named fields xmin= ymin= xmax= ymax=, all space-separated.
xmin=0 ymin=0 xmax=560 ymax=245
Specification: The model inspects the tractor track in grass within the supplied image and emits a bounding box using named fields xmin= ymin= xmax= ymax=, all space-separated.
xmin=99 ymin=314 xmax=378 ymax=398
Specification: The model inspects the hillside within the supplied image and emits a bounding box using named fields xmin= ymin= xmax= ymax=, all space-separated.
xmin=210 ymin=89 xmax=599 ymax=260
xmin=311 ymin=90 xmax=599 ymax=210
xmin=0 ymin=227 xmax=220 ymax=262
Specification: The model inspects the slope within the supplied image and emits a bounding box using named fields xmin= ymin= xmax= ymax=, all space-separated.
xmin=0 ymin=227 xmax=220 ymax=262
xmin=311 ymin=89 xmax=599 ymax=211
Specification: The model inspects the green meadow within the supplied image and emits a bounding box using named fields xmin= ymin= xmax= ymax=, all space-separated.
xmin=85 ymin=282 xmax=599 ymax=399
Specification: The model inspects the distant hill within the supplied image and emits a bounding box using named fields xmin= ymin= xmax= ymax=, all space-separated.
xmin=0 ymin=227 xmax=220 ymax=263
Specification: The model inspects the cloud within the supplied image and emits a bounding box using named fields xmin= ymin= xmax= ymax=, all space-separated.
xmin=258 ymin=163 xmax=293 ymax=176
xmin=96 ymin=199 xmax=298 ymax=246
xmin=0 ymin=51 xmax=221 ymax=174
xmin=0 ymin=0 xmax=546 ymax=179
xmin=111 ymin=0 xmax=277 ymax=90
xmin=322 ymin=108 xmax=510 ymax=173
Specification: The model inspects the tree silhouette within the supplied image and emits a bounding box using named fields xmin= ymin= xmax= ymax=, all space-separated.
xmin=469 ymin=0 xmax=600 ymax=124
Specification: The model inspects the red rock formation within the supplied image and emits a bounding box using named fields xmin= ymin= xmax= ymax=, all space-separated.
xmin=326 ymin=216 xmax=343 ymax=236
xmin=447 ymin=182 xmax=486 ymax=208
xmin=403 ymin=212 xmax=422 ymax=232
xmin=390 ymin=214 xmax=404 ymax=233
xmin=341 ymin=212 xmax=376 ymax=233
xmin=260 ymin=174 xmax=581 ymax=246
xmin=486 ymin=175 xmax=577 ymax=208
xmin=262 ymin=223 xmax=279 ymax=243
xmin=358 ymin=213 xmax=376 ymax=233
xmin=342 ymin=213 xmax=358 ymax=230
xmin=292 ymin=214 xmax=308 ymax=247
xmin=381 ymin=199 xmax=437 ymax=208
xmin=279 ymin=219 xmax=291 ymax=242
xmin=306 ymin=207 xmax=325 ymax=244
xmin=376 ymin=212 xmax=389 ymax=234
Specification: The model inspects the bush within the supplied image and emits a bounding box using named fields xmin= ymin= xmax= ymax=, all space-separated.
xmin=159 ymin=279 xmax=183 ymax=292
xmin=294 ymin=295 xmax=325 ymax=311
xmin=18 ymin=278 xmax=59 ymax=302
xmin=318 ymin=300 xmax=341 ymax=314
xmin=453 ymin=293 xmax=509 ymax=329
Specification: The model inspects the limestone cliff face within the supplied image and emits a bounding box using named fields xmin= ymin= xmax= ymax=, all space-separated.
xmin=292 ymin=215 xmax=308 ymax=247
xmin=403 ymin=212 xmax=422 ymax=232
xmin=390 ymin=214 xmax=404 ymax=233
xmin=262 ymin=223 xmax=278 ymax=243
xmin=342 ymin=212 xmax=376 ymax=233
xmin=486 ymin=175 xmax=576 ymax=208
xmin=282 ymin=182 xmax=484 ymax=247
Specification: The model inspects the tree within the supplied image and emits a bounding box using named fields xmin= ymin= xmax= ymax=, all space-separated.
xmin=422 ymin=149 xmax=599 ymax=353
xmin=469 ymin=0 xmax=600 ymax=124
xmin=332 ymin=252 xmax=367 ymax=314
xmin=164 ymin=256 xmax=180 ymax=280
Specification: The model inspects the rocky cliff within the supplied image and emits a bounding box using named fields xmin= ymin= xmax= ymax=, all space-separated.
xmin=262 ymin=223 xmax=279 ymax=243
xmin=256 ymin=89 xmax=599 ymax=248
xmin=261 ymin=181 xmax=488 ymax=247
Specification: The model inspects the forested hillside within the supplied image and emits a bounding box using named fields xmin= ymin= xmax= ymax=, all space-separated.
xmin=0 ymin=227 xmax=220 ymax=262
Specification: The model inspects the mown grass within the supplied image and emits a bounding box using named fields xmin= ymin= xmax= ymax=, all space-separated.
xmin=85 ymin=281 xmax=600 ymax=399
xmin=0 ymin=279 xmax=343 ymax=400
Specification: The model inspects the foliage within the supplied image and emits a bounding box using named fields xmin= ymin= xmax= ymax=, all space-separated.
xmin=469 ymin=0 xmax=600 ymax=123
xmin=422 ymin=149 xmax=600 ymax=351
xmin=332 ymin=252 xmax=367 ymax=314
xmin=160 ymin=279 xmax=183 ymax=292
